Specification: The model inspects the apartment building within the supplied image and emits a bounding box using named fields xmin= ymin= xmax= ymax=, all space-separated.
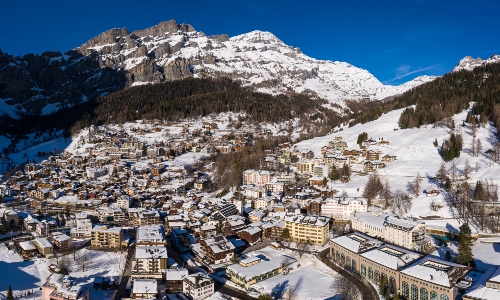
xmin=320 ymin=197 xmax=367 ymax=220
xmin=130 ymin=209 xmax=161 ymax=226
xmin=351 ymin=212 xmax=426 ymax=250
xmin=296 ymin=160 xmax=317 ymax=174
xmin=132 ymin=245 xmax=168 ymax=281
xmin=91 ymin=225 xmax=123 ymax=248
xmin=42 ymin=274 xmax=89 ymax=300
xmin=50 ymin=232 xmax=72 ymax=251
xmin=70 ymin=219 xmax=92 ymax=238
xmin=284 ymin=215 xmax=330 ymax=245
xmin=183 ymin=274 xmax=214 ymax=300
xmin=136 ymin=224 xmax=167 ymax=246
xmin=97 ymin=206 xmax=125 ymax=225
xmin=199 ymin=235 xmax=235 ymax=264
xmin=242 ymin=169 xmax=274 ymax=185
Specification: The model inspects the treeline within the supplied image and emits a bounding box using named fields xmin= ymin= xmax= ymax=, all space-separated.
xmin=70 ymin=78 xmax=344 ymax=134
xmin=344 ymin=62 xmax=500 ymax=133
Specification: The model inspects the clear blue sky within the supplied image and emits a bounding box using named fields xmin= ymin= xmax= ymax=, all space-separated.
xmin=1 ymin=0 xmax=499 ymax=85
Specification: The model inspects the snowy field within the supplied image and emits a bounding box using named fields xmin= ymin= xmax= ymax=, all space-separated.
xmin=246 ymin=246 xmax=344 ymax=300
xmin=0 ymin=243 xmax=126 ymax=299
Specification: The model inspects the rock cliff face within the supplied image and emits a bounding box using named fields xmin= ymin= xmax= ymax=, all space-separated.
xmin=0 ymin=19 xmax=436 ymax=117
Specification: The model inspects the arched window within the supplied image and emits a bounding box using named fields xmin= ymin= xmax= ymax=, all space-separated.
xmin=411 ymin=284 xmax=418 ymax=300
xmin=352 ymin=260 xmax=357 ymax=272
xmin=402 ymin=282 xmax=409 ymax=298
xmin=374 ymin=270 xmax=380 ymax=284
xmin=341 ymin=253 xmax=345 ymax=265
xmin=368 ymin=267 xmax=373 ymax=281
xmin=420 ymin=288 xmax=428 ymax=300
xmin=336 ymin=251 xmax=340 ymax=262
xmin=361 ymin=264 xmax=366 ymax=277
xmin=389 ymin=277 xmax=396 ymax=293
xmin=440 ymin=295 xmax=449 ymax=300
xmin=346 ymin=257 xmax=351 ymax=268
xmin=430 ymin=291 xmax=438 ymax=300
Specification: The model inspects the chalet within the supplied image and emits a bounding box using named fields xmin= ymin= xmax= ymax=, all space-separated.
xmin=200 ymin=235 xmax=235 ymax=264
xmin=237 ymin=227 xmax=262 ymax=245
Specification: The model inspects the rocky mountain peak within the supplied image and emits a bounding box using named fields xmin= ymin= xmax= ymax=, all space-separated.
xmin=230 ymin=30 xmax=283 ymax=45
xmin=453 ymin=54 xmax=500 ymax=72
xmin=131 ymin=20 xmax=196 ymax=38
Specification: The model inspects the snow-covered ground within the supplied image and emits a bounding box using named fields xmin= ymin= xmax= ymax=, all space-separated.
xmin=245 ymin=246 xmax=345 ymax=300
xmin=296 ymin=106 xmax=499 ymax=223
xmin=0 ymin=243 xmax=126 ymax=299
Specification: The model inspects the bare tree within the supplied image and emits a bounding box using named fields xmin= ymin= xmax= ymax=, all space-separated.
xmin=464 ymin=159 xmax=472 ymax=180
xmin=280 ymin=255 xmax=295 ymax=270
xmin=429 ymin=198 xmax=439 ymax=211
xmin=411 ymin=173 xmax=423 ymax=197
xmin=295 ymin=239 xmax=310 ymax=258
xmin=76 ymin=250 xmax=91 ymax=272
xmin=331 ymin=275 xmax=359 ymax=300
xmin=284 ymin=277 xmax=303 ymax=300
xmin=380 ymin=180 xmax=393 ymax=209
xmin=436 ymin=162 xmax=447 ymax=187
xmin=471 ymin=136 xmax=476 ymax=157
xmin=477 ymin=139 xmax=483 ymax=157
xmin=451 ymin=160 xmax=457 ymax=181
xmin=391 ymin=190 xmax=412 ymax=215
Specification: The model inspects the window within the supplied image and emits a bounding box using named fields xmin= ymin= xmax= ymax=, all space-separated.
xmin=341 ymin=254 xmax=345 ymax=265
xmin=368 ymin=267 xmax=373 ymax=281
xmin=361 ymin=264 xmax=366 ymax=277
xmin=440 ymin=295 xmax=448 ymax=300
xmin=420 ymin=288 xmax=428 ymax=300
xmin=352 ymin=260 xmax=357 ymax=272
xmin=389 ymin=276 xmax=396 ymax=293
xmin=430 ymin=291 xmax=437 ymax=300
xmin=411 ymin=284 xmax=418 ymax=300
xmin=346 ymin=257 xmax=351 ymax=268
xmin=374 ymin=270 xmax=380 ymax=284
xmin=336 ymin=251 xmax=340 ymax=262
xmin=402 ymin=282 xmax=409 ymax=298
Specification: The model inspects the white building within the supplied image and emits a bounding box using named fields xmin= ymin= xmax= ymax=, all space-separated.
xmin=321 ymin=197 xmax=367 ymax=220
xmin=70 ymin=219 xmax=92 ymax=238
xmin=313 ymin=165 xmax=329 ymax=178
xmin=244 ymin=186 xmax=266 ymax=199
xmin=136 ymin=224 xmax=167 ymax=245
xmin=132 ymin=245 xmax=168 ymax=280
xmin=183 ymin=274 xmax=214 ymax=300
xmin=351 ymin=213 xmax=426 ymax=250
xmin=132 ymin=279 xmax=158 ymax=299
xmin=116 ymin=196 xmax=133 ymax=211
xmin=86 ymin=167 xmax=107 ymax=179
xmin=254 ymin=196 xmax=278 ymax=210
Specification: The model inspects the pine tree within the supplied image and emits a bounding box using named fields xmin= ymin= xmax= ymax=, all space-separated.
xmin=281 ymin=228 xmax=291 ymax=240
xmin=393 ymin=292 xmax=399 ymax=300
xmin=455 ymin=223 xmax=474 ymax=266
xmin=474 ymin=180 xmax=485 ymax=201
xmin=445 ymin=250 xmax=452 ymax=261
xmin=7 ymin=285 xmax=13 ymax=300
xmin=380 ymin=276 xmax=387 ymax=297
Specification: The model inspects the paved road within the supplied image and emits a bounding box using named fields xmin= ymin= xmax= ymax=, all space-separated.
xmin=318 ymin=248 xmax=380 ymax=300
xmin=114 ymin=247 xmax=135 ymax=300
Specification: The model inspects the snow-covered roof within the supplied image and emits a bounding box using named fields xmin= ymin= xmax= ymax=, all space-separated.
xmin=284 ymin=215 xmax=329 ymax=227
xmin=463 ymin=266 xmax=500 ymax=300
xmin=166 ymin=268 xmax=188 ymax=281
xmin=19 ymin=240 xmax=36 ymax=251
xmin=361 ymin=244 xmax=422 ymax=270
xmin=136 ymin=224 xmax=166 ymax=243
xmin=132 ymin=279 xmax=157 ymax=294
xmin=400 ymin=255 xmax=470 ymax=288
xmin=135 ymin=245 xmax=168 ymax=259
xmin=227 ymin=255 xmax=295 ymax=281
xmin=331 ymin=232 xmax=381 ymax=253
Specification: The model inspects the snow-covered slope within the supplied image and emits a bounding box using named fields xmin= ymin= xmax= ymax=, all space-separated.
xmin=76 ymin=20 xmax=437 ymax=107
xmin=453 ymin=55 xmax=500 ymax=72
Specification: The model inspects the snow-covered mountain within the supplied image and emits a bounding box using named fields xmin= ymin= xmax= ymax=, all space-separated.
xmin=0 ymin=20 xmax=437 ymax=118
xmin=452 ymin=55 xmax=500 ymax=72
xmin=77 ymin=21 xmax=436 ymax=105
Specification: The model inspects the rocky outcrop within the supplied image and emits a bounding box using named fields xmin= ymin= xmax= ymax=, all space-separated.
xmin=163 ymin=58 xmax=192 ymax=81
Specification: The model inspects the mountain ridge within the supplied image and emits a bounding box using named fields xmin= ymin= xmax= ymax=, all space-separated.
xmin=1 ymin=19 xmax=440 ymax=118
